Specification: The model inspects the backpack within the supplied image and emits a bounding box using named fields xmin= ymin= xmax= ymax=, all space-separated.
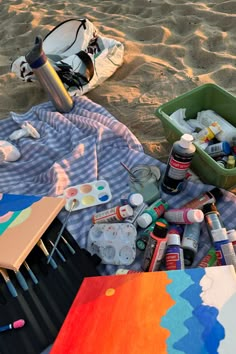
xmin=11 ymin=18 xmax=124 ymax=96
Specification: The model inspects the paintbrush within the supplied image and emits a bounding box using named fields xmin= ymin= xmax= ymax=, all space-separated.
xmin=23 ymin=261 xmax=38 ymax=285
xmin=47 ymin=198 xmax=77 ymax=264
xmin=0 ymin=268 xmax=18 ymax=298
xmin=49 ymin=240 xmax=66 ymax=262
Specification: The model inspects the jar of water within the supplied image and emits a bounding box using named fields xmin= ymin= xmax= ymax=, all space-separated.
xmin=129 ymin=165 xmax=160 ymax=204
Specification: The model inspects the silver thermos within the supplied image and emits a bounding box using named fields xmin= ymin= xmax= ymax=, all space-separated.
xmin=25 ymin=36 xmax=73 ymax=113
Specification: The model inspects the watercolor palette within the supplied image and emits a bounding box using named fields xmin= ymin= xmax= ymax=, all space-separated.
xmin=87 ymin=223 xmax=137 ymax=265
xmin=63 ymin=180 xmax=112 ymax=211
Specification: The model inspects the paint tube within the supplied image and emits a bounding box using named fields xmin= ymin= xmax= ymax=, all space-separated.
xmin=164 ymin=208 xmax=204 ymax=224
xmin=181 ymin=187 xmax=223 ymax=209
xmin=197 ymin=248 xmax=217 ymax=268
xmin=92 ymin=205 xmax=133 ymax=224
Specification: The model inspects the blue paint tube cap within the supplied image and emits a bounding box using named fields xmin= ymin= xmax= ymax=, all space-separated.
xmin=222 ymin=141 xmax=231 ymax=155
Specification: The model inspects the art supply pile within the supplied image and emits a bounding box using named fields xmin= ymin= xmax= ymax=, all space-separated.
xmin=83 ymin=133 xmax=236 ymax=275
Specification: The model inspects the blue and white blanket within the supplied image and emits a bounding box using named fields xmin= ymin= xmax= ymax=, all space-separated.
xmin=0 ymin=96 xmax=236 ymax=275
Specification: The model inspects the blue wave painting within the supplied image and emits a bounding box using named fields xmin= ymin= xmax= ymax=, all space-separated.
xmin=161 ymin=268 xmax=225 ymax=354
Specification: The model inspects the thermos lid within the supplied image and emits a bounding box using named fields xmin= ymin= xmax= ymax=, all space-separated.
xmin=25 ymin=36 xmax=47 ymax=68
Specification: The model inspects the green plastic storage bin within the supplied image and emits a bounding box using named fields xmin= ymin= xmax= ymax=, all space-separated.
xmin=155 ymin=83 xmax=236 ymax=189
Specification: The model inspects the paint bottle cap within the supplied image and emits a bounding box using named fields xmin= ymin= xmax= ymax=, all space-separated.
xmin=211 ymin=228 xmax=228 ymax=242
xmin=209 ymin=122 xmax=222 ymax=136
xmin=227 ymin=229 xmax=236 ymax=242
xmin=137 ymin=213 xmax=152 ymax=228
xmin=202 ymin=203 xmax=218 ymax=215
xmin=119 ymin=205 xmax=134 ymax=218
xmin=183 ymin=249 xmax=195 ymax=266
xmin=167 ymin=233 xmax=181 ymax=246
xmin=153 ymin=221 xmax=168 ymax=238
xmin=129 ymin=193 xmax=144 ymax=207
xmin=179 ymin=134 xmax=194 ymax=148
xmin=186 ymin=209 xmax=204 ymax=223
xmin=209 ymin=187 xmax=223 ymax=202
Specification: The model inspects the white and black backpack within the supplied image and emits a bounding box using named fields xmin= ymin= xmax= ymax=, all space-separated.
xmin=11 ymin=18 xmax=124 ymax=96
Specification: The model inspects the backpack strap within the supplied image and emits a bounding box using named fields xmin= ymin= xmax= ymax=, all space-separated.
xmin=56 ymin=50 xmax=94 ymax=90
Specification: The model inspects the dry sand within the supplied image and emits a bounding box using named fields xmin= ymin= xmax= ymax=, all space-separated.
xmin=0 ymin=0 xmax=236 ymax=163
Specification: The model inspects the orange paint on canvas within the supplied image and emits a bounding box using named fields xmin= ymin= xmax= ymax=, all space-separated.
xmin=51 ymin=272 xmax=175 ymax=354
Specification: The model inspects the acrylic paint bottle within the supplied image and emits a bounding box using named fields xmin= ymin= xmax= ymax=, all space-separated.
xmin=165 ymin=233 xmax=184 ymax=271
xmin=215 ymin=156 xmax=228 ymax=168
xmin=161 ymin=134 xmax=196 ymax=195
xmin=226 ymin=155 xmax=235 ymax=169
xmin=227 ymin=229 xmax=236 ymax=254
xmin=194 ymin=122 xmax=222 ymax=144
xmin=181 ymin=187 xmax=223 ymax=209
xmin=136 ymin=218 xmax=168 ymax=251
xmin=120 ymin=192 xmax=144 ymax=207
xmin=92 ymin=205 xmax=133 ymax=224
xmin=136 ymin=199 xmax=168 ymax=229
xmin=205 ymin=141 xmax=231 ymax=158
xmin=211 ymin=228 xmax=236 ymax=268
xmin=141 ymin=221 xmax=168 ymax=272
xmin=197 ymin=247 xmax=217 ymax=268
xmin=163 ymin=208 xmax=204 ymax=224
xmin=182 ymin=222 xmax=201 ymax=266
xmin=202 ymin=203 xmax=224 ymax=237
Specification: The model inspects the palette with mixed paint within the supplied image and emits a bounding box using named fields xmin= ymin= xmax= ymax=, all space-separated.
xmin=63 ymin=180 xmax=112 ymax=211
xmin=87 ymin=223 xmax=137 ymax=265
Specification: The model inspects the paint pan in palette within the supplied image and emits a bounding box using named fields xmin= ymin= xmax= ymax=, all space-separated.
xmin=63 ymin=180 xmax=112 ymax=211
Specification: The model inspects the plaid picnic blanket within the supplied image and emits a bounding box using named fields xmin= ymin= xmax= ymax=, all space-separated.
xmin=0 ymin=96 xmax=236 ymax=275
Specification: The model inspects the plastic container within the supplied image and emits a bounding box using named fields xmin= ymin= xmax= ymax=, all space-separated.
xmin=155 ymin=83 xmax=236 ymax=189
xmin=87 ymin=223 xmax=137 ymax=265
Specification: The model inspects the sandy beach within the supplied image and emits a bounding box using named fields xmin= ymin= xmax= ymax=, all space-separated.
xmin=0 ymin=0 xmax=236 ymax=163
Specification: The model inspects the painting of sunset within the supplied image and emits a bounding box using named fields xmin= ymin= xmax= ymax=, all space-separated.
xmin=51 ymin=265 xmax=236 ymax=354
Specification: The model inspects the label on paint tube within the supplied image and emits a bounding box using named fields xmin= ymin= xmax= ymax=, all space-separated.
xmin=198 ymin=248 xmax=217 ymax=268
xmin=142 ymin=235 xmax=167 ymax=271
xmin=148 ymin=237 xmax=167 ymax=272
xmin=214 ymin=240 xmax=236 ymax=267
xmin=165 ymin=246 xmax=184 ymax=270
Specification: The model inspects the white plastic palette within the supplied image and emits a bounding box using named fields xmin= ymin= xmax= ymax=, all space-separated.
xmin=87 ymin=223 xmax=137 ymax=266
xmin=63 ymin=180 xmax=112 ymax=211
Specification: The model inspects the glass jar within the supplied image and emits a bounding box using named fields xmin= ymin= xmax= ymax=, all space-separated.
xmin=129 ymin=165 xmax=160 ymax=204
